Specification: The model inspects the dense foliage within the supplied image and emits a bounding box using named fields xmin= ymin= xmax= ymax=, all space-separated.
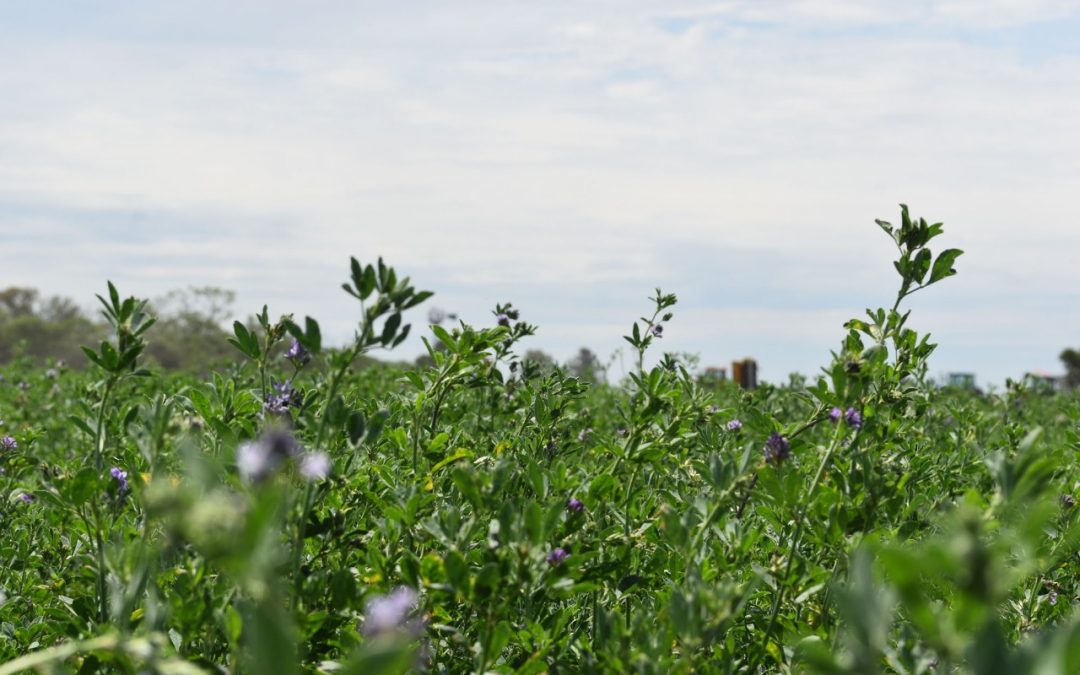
xmin=1 ymin=206 xmax=1079 ymax=674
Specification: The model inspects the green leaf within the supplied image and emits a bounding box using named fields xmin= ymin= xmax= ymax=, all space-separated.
xmin=381 ymin=313 xmax=402 ymax=346
xmin=338 ymin=639 xmax=416 ymax=675
xmin=366 ymin=410 xmax=390 ymax=443
xmin=391 ymin=324 xmax=411 ymax=348
xmin=348 ymin=411 xmax=367 ymax=445
xmin=304 ymin=316 xmax=322 ymax=352
xmin=81 ymin=346 xmax=105 ymax=369
xmin=360 ymin=265 xmax=377 ymax=299
xmin=402 ymin=290 xmax=434 ymax=310
xmin=910 ymin=247 xmax=932 ymax=284
xmin=485 ymin=621 xmax=513 ymax=664
xmin=928 ymin=248 xmax=963 ymax=284
xmin=431 ymin=325 xmax=456 ymax=352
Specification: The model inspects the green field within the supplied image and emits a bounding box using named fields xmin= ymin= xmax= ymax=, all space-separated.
xmin=1 ymin=209 xmax=1079 ymax=673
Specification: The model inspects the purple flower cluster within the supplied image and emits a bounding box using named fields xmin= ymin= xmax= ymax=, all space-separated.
xmin=567 ymin=497 xmax=584 ymax=514
xmin=110 ymin=467 xmax=129 ymax=494
xmin=649 ymin=324 xmax=664 ymax=338
xmin=726 ymin=419 xmax=742 ymax=432
xmin=18 ymin=493 xmax=34 ymax=504
xmin=496 ymin=313 xmax=511 ymax=327
xmin=285 ymin=340 xmax=311 ymax=367
xmin=1 ymin=436 xmax=17 ymax=451
xmin=829 ymin=406 xmax=863 ymax=430
xmin=546 ymin=547 xmax=569 ymax=566
xmin=263 ymin=380 xmax=299 ymax=416
xmin=845 ymin=408 xmax=863 ymax=430
xmin=577 ymin=427 xmax=593 ymax=443
xmin=764 ymin=433 xmax=790 ymax=464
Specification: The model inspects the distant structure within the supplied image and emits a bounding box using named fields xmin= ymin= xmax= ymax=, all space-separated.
xmin=946 ymin=372 xmax=977 ymax=390
xmin=1023 ymin=370 xmax=1065 ymax=393
xmin=732 ymin=358 xmax=758 ymax=389
xmin=702 ymin=366 xmax=727 ymax=383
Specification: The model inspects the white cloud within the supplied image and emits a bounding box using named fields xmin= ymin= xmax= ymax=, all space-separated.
xmin=1 ymin=1 xmax=1078 ymax=383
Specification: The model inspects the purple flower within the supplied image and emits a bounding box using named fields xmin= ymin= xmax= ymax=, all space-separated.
xmin=615 ymin=427 xmax=628 ymax=437
xmin=577 ymin=427 xmax=593 ymax=443
xmin=649 ymin=324 xmax=663 ymax=338
xmin=1 ymin=436 xmax=16 ymax=451
xmin=362 ymin=587 xmax=422 ymax=637
xmin=829 ymin=407 xmax=842 ymax=423
xmin=110 ymin=466 xmax=129 ymax=494
xmin=496 ymin=313 xmax=511 ymax=327
xmin=546 ymin=548 xmax=569 ymax=566
xmin=726 ymin=419 xmax=742 ymax=432
xmin=567 ymin=497 xmax=584 ymax=514
xmin=764 ymin=433 xmax=790 ymax=464
xmin=844 ymin=408 xmax=863 ymax=430
xmin=18 ymin=493 xmax=34 ymax=504
xmin=285 ymin=340 xmax=312 ymax=367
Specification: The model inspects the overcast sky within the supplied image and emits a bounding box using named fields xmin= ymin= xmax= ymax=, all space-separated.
xmin=2 ymin=1 xmax=1079 ymax=386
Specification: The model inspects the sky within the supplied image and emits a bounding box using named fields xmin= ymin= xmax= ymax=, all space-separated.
xmin=2 ymin=0 xmax=1079 ymax=387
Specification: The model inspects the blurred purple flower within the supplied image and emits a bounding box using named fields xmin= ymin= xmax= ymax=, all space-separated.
xmin=649 ymin=324 xmax=663 ymax=338
xmin=299 ymin=452 xmax=332 ymax=481
xmin=829 ymin=407 xmax=842 ymax=423
xmin=615 ymin=427 xmax=628 ymax=437
xmin=577 ymin=427 xmax=593 ymax=443
xmin=45 ymin=368 xmax=58 ymax=379
xmin=18 ymin=493 xmax=34 ymax=504
xmin=844 ymin=408 xmax=863 ymax=430
xmin=1 ymin=436 xmax=16 ymax=451
xmin=237 ymin=428 xmax=300 ymax=483
xmin=496 ymin=313 xmax=511 ymax=327
xmin=567 ymin=497 xmax=584 ymax=514
xmin=726 ymin=419 xmax=742 ymax=432
xmin=362 ymin=587 xmax=423 ymax=637
xmin=764 ymin=433 xmax=790 ymax=464
xmin=546 ymin=548 xmax=569 ymax=566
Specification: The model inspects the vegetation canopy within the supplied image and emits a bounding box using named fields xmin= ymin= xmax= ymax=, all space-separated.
xmin=1 ymin=207 xmax=1079 ymax=674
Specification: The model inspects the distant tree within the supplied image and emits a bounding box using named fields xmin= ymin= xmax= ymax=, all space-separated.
xmin=567 ymin=347 xmax=605 ymax=383
xmin=523 ymin=349 xmax=555 ymax=369
xmin=0 ymin=287 xmax=103 ymax=365
xmin=0 ymin=287 xmax=39 ymax=316
xmin=146 ymin=287 xmax=240 ymax=370
xmin=1061 ymin=348 xmax=1080 ymax=389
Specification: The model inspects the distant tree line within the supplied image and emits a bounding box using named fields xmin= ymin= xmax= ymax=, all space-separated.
xmin=1 ymin=287 xmax=615 ymax=378
xmin=0 ymin=285 xmax=243 ymax=371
